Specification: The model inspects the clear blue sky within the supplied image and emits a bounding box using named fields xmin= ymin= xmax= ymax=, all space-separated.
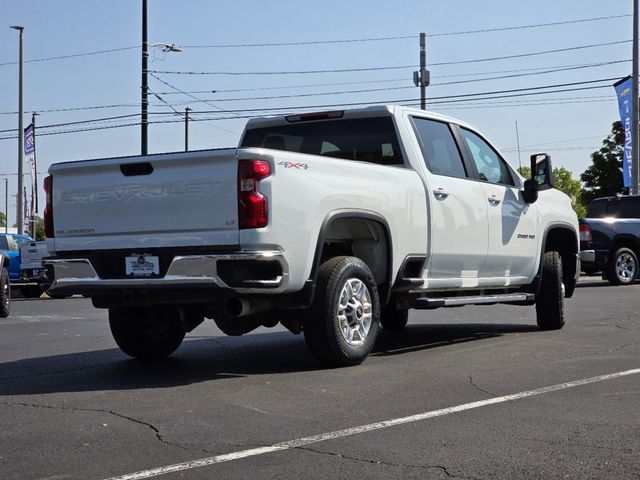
xmin=0 ymin=0 xmax=632 ymax=227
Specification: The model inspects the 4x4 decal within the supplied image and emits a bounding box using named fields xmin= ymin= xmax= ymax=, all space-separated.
xmin=278 ymin=161 xmax=309 ymax=170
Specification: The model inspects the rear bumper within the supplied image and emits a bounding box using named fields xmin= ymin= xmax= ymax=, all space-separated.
xmin=579 ymin=249 xmax=607 ymax=271
xmin=579 ymin=250 xmax=595 ymax=264
xmin=43 ymin=251 xmax=289 ymax=295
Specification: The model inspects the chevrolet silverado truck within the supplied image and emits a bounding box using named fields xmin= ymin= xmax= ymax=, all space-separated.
xmin=19 ymin=240 xmax=51 ymax=298
xmin=43 ymin=106 xmax=580 ymax=367
xmin=579 ymin=194 xmax=640 ymax=285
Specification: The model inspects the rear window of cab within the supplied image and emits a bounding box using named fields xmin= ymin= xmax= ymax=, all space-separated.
xmin=241 ymin=116 xmax=404 ymax=166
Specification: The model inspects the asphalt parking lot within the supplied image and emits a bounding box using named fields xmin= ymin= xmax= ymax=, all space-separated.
xmin=1 ymin=276 xmax=638 ymax=480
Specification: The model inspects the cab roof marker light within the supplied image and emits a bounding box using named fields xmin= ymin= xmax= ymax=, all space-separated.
xmin=285 ymin=110 xmax=344 ymax=123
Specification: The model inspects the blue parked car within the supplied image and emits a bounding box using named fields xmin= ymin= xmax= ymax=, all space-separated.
xmin=0 ymin=234 xmax=15 ymax=316
xmin=0 ymin=233 xmax=44 ymax=300
xmin=0 ymin=233 xmax=33 ymax=281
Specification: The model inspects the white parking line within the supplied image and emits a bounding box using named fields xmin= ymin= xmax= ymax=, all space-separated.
xmin=104 ymin=368 xmax=640 ymax=480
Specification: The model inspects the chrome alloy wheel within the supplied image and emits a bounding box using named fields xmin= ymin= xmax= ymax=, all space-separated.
xmin=615 ymin=252 xmax=637 ymax=282
xmin=338 ymin=278 xmax=373 ymax=346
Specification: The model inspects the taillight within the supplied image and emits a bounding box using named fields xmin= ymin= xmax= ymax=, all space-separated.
xmin=579 ymin=223 xmax=592 ymax=242
xmin=44 ymin=175 xmax=54 ymax=238
xmin=238 ymin=160 xmax=270 ymax=229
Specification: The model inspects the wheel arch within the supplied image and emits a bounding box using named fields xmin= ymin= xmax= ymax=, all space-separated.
xmin=0 ymin=253 xmax=8 ymax=269
xmin=541 ymin=223 xmax=579 ymax=298
xmin=309 ymin=210 xmax=393 ymax=305
xmin=527 ymin=223 xmax=579 ymax=298
xmin=610 ymin=234 xmax=640 ymax=255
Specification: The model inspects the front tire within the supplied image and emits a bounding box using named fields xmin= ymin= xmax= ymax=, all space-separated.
xmin=380 ymin=303 xmax=408 ymax=330
xmin=0 ymin=268 xmax=10 ymax=318
xmin=536 ymin=251 xmax=565 ymax=330
xmin=20 ymin=286 xmax=43 ymax=299
xmin=304 ymin=256 xmax=380 ymax=367
xmin=606 ymin=247 xmax=638 ymax=286
xmin=109 ymin=306 xmax=186 ymax=360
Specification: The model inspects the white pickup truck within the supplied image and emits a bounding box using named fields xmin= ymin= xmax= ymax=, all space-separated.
xmin=43 ymin=106 xmax=579 ymax=367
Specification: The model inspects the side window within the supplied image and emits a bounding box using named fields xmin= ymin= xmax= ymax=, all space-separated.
xmin=6 ymin=236 xmax=17 ymax=251
xmin=411 ymin=117 xmax=467 ymax=178
xmin=461 ymin=129 xmax=514 ymax=186
xmin=617 ymin=198 xmax=640 ymax=219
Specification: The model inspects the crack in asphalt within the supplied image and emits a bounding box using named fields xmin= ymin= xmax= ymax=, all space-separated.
xmin=295 ymin=446 xmax=481 ymax=479
xmin=0 ymin=401 xmax=213 ymax=454
xmin=547 ymin=341 xmax=636 ymax=365
xmin=467 ymin=376 xmax=495 ymax=396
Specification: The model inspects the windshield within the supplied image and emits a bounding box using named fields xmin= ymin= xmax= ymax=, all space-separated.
xmin=241 ymin=116 xmax=404 ymax=166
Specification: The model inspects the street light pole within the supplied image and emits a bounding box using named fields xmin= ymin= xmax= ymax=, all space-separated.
xmin=11 ymin=25 xmax=24 ymax=234
xmin=141 ymin=0 xmax=149 ymax=156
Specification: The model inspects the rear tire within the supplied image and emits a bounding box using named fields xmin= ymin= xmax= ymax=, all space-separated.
xmin=606 ymin=247 xmax=637 ymax=286
xmin=0 ymin=268 xmax=10 ymax=318
xmin=109 ymin=306 xmax=186 ymax=360
xmin=303 ymin=256 xmax=380 ymax=367
xmin=536 ymin=251 xmax=565 ymax=330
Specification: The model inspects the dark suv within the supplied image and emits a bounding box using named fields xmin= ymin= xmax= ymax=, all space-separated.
xmin=580 ymin=195 xmax=640 ymax=285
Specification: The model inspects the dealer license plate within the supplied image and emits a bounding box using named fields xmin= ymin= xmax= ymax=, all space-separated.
xmin=125 ymin=254 xmax=159 ymax=276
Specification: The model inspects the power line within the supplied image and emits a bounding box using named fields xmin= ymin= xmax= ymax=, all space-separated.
xmin=149 ymin=65 xmax=414 ymax=76
xmin=181 ymin=14 xmax=631 ymax=48
xmin=431 ymin=39 xmax=631 ymax=66
xmin=150 ymin=73 xmax=243 ymax=135
xmin=176 ymin=77 xmax=619 ymax=113
xmin=0 ymin=103 xmax=141 ymax=116
xmin=150 ymin=62 xmax=627 ymax=106
xmin=155 ymin=78 xmax=411 ymax=95
xmin=434 ymin=97 xmax=614 ymax=111
xmin=0 ymin=59 xmax=626 ymax=117
xmin=183 ymin=35 xmax=414 ymax=48
xmin=428 ymin=13 xmax=630 ymax=36
xmin=435 ymin=60 xmax=630 ymax=79
xmin=0 ymin=13 xmax=627 ymax=70
xmin=149 ymin=39 xmax=631 ymax=76
xmin=0 ymin=46 xmax=138 ymax=67
xmin=0 ymin=78 xmax=620 ymax=141
xmin=501 ymin=135 xmax=610 ymax=152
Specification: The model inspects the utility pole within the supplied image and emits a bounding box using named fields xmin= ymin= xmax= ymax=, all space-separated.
xmin=413 ymin=33 xmax=430 ymax=110
xmin=515 ymin=121 xmax=522 ymax=171
xmin=11 ymin=26 xmax=24 ymax=234
xmin=632 ymin=0 xmax=639 ymax=195
xmin=141 ymin=0 xmax=149 ymax=155
xmin=184 ymin=107 xmax=191 ymax=151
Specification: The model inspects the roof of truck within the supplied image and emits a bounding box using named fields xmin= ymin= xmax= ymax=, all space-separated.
xmin=244 ymin=105 xmax=472 ymax=130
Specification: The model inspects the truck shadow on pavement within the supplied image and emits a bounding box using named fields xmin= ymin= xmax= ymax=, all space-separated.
xmin=0 ymin=323 xmax=538 ymax=397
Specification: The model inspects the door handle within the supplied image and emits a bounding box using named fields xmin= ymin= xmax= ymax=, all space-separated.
xmin=433 ymin=188 xmax=449 ymax=200
xmin=488 ymin=195 xmax=501 ymax=206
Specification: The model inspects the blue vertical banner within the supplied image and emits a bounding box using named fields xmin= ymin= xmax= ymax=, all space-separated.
xmin=23 ymin=123 xmax=36 ymax=225
xmin=614 ymin=76 xmax=633 ymax=188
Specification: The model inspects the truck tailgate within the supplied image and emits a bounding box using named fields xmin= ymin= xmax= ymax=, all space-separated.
xmin=49 ymin=149 xmax=239 ymax=252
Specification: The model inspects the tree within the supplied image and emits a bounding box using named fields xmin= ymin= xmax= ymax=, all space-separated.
xmin=0 ymin=211 xmax=5 ymax=228
xmin=518 ymin=166 xmax=586 ymax=218
xmin=32 ymin=216 xmax=45 ymax=241
xmin=580 ymin=121 xmax=627 ymax=205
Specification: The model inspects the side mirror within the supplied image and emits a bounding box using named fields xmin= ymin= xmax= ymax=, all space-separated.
xmin=522 ymin=153 xmax=553 ymax=204
xmin=530 ymin=153 xmax=554 ymax=191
